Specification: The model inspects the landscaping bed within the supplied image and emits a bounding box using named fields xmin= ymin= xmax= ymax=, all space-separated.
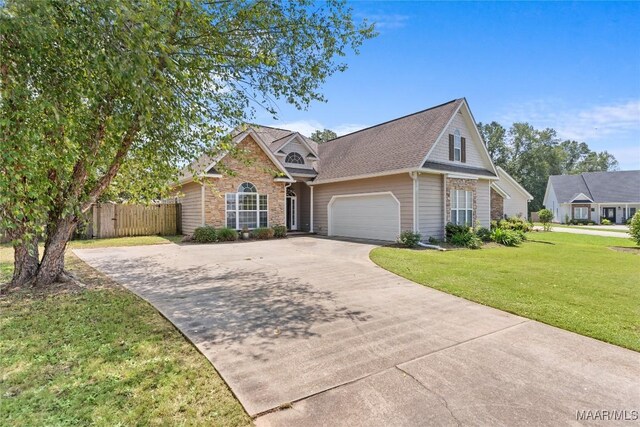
xmin=371 ymin=232 xmax=640 ymax=352
xmin=0 ymin=237 xmax=250 ymax=426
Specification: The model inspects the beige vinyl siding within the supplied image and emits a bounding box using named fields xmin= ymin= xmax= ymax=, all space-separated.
xmin=428 ymin=111 xmax=493 ymax=171
xmin=501 ymin=183 xmax=529 ymax=218
xmin=417 ymin=173 xmax=444 ymax=239
xmin=476 ymin=179 xmax=491 ymax=227
xmin=173 ymin=182 xmax=202 ymax=235
xmin=313 ymin=174 xmax=413 ymax=236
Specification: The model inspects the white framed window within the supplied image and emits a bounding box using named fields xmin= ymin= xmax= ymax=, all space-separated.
xmin=573 ymin=207 xmax=588 ymax=220
xmin=225 ymin=182 xmax=268 ymax=229
xmin=285 ymin=152 xmax=305 ymax=165
xmin=454 ymin=130 xmax=462 ymax=161
xmin=450 ymin=189 xmax=473 ymax=226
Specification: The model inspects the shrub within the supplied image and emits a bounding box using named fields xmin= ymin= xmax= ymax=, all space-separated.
xmin=450 ymin=231 xmax=472 ymax=247
xmin=427 ymin=236 xmax=441 ymax=245
xmin=491 ymin=228 xmax=523 ymax=246
xmin=466 ymin=234 xmax=483 ymax=249
xmin=601 ymin=218 xmax=612 ymax=225
xmin=538 ymin=208 xmax=554 ymax=231
xmin=445 ymin=222 xmax=469 ymax=240
xmin=216 ymin=227 xmax=238 ymax=241
xmin=398 ymin=230 xmax=421 ymax=248
xmin=193 ymin=226 xmax=217 ymax=243
xmin=629 ymin=212 xmax=640 ymax=246
xmin=499 ymin=216 xmax=533 ymax=232
xmin=272 ymin=225 xmax=287 ymax=238
xmin=475 ymin=226 xmax=492 ymax=242
xmin=250 ymin=227 xmax=274 ymax=240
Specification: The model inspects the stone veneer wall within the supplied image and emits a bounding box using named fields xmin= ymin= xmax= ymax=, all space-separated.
xmin=490 ymin=188 xmax=504 ymax=220
xmin=203 ymin=135 xmax=286 ymax=228
xmin=445 ymin=178 xmax=477 ymax=224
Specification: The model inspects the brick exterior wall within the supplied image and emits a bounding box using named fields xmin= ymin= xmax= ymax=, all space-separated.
xmin=445 ymin=178 xmax=477 ymax=224
xmin=203 ymin=135 xmax=286 ymax=228
xmin=490 ymin=188 xmax=504 ymax=220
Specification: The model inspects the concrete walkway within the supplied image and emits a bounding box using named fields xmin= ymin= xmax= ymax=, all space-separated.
xmin=74 ymin=238 xmax=639 ymax=426
xmin=534 ymin=226 xmax=630 ymax=238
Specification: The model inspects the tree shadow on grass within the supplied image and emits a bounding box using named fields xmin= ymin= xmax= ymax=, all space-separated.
xmin=84 ymin=256 xmax=371 ymax=360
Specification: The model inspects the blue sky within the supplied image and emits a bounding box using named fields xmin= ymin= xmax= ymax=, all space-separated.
xmin=255 ymin=1 xmax=640 ymax=170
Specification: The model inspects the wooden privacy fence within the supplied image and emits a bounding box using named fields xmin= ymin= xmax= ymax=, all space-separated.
xmin=92 ymin=203 xmax=181 ymax=238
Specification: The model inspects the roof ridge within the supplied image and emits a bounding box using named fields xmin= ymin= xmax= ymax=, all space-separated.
xmin=323 ymin=98 xmax=463 ymax=144
xmin=248 ymin=123 xmax=296 ymax=133
xmin=579 ymin=173 xmax=594 ymax=200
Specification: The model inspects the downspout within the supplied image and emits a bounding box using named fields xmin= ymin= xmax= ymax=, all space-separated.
xmin=310 ymin=184 xmax=314 ymax=233
xmin=201 ymin=183 xmax=205 ymax=226
xmin=442 ymin=174 xmax=447 ymax=241
xmin=410 ymin=172 xmax=419 ymax=234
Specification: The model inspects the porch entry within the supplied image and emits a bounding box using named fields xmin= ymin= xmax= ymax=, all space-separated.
xmin=286 ymin=188 xmax=297 ymax=230
xmin=602 ymin=207 xmax=616 ymax=223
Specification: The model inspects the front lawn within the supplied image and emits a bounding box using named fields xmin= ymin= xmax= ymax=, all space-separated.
xmin=370 ymin=232 xmax=640 ymax=351
xmin=1 ymin=236 xmax=251 ymax=426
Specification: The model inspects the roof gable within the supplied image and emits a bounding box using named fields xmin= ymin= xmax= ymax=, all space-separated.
xmin=314 ymin=99 xmax=464 ymax=182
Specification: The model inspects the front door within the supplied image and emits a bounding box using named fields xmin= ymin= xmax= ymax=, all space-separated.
xmin=286 ymin=196 xmax=297 ymax=230
xmin=602 ymin=207 xmax=616 ymax=223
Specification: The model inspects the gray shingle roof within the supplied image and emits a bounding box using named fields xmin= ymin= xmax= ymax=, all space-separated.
xmin=550 ymin=170 xmax=640 ymax=203
xmin=315 ymin=99 xmax=463 ymax=182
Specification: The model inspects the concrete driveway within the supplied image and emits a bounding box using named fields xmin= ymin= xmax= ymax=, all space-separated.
xmin=74 ymin=237 xmax=639 ymax=426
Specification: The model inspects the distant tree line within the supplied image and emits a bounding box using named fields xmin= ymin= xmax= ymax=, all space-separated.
xmin=477 ymin=122 xmax=618 ymax=212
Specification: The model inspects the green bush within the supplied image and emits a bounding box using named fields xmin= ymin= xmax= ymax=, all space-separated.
xmin=491 ymin=228 xmax=523 ymax=246
xmin=445 ymin=222 xmax=469 ymax=240
xmin=216 ymin=227 xmax=238 ymax=241
xmin=629 ymin=212 xmax=640 ymax=246
xmin=497 ymin=216 xmax=533 ymax=233
xmin=475 ymin=226 xmax=492 ymax=242
xmin=570 ymin=219 xmax=592 ymax=226
xmin=272 ymin=225 xmax=287 ymax=238
xmin=427 ymin=236 xmax=441 ymax=245
xmin=193 ymin=226 xmax=217 ymax=243
xmin=539 ymin=208 xmax=554 ymax=231
xmin=626 ymin=217 xmax=633 ymax=225
xmin=467 ymin=234 xmax=482 ymax=249
xmin=397 ymin=230 xmax=421 ymax=248
xmin=251 ymin=227 xmax=274 ymax=240
xmin=601 ymin=218 xmax=612 ymax=225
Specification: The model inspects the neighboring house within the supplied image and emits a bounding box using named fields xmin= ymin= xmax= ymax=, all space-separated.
xmin=490 ymin=167 xmax=534 ymax=220
xmin=543 ymin=170 xmax=640 ymax=224
xmin=173 ymin=98 xmax=529 ymax=241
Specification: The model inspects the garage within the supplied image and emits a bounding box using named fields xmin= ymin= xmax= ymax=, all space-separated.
xmin=328 ymin=192 xmax=400 ymax=241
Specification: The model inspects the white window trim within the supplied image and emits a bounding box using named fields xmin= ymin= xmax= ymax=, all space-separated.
xmin=573 ymin=206 xmax=588 ymax=220
xmin=453 ymin=130 xmax=462 ymax=162
xmin=225 ymin=192 xmax=269 ymax=229
xmin=285 ymin=152 xmax=305 ymax=165
xmin=450 ymin=189 xmax=473 ymax=226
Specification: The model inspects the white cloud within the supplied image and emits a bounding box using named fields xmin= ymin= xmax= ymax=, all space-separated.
xmin=267 ymin=120 xmax=368 ymax=137
xmin=365 ymin=14 xmax=410 ymax=30
xmin=498 ymin=99 xmax=640 ymax=142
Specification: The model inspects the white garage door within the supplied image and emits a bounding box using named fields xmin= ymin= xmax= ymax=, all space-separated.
xmin=328 ymin=193 xmax=400 ymax=241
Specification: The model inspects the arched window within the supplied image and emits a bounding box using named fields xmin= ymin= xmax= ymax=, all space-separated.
xmin=453 ymin=129 xmax=462 ymax=161
xmin=285 ymin=152 xmax=305 ymax=165
xmin=238 ymin=182 xmax=257 ymax=193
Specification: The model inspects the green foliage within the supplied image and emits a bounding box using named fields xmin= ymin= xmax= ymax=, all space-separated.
xmin=495 ymin=216 xmax=533 ymax=233
xmin=310 ymin=129 xmax=338 ymax=143
xmin=427 ymin=236 xmax=441 ymax=245
xmin=250 ymin=227 xmax=274 ymax=240
xmin=272 ymin=225 xmax=287 ymax=238
xmin=569 ymin=219 xmax=595 ymax=225
xmin=564 ymin=214 xmax=570 ymax=224
xmin=475 ymin=227 xmax=492 ymax=242
xmin=445 ymin=223 xmax=470 ymax=240
xmin=0 ymin=0 xmax=375 ymax=279
xmin=216 ymin=227 xmax=238 ymax=242
xmin=449 ymin=230 xmax=482 ymax=249
xmin=601 ymin=218 xmax=612 ymax=225
xmin=490 ymin=228 xmax=523 ymax=246
xmin=538 ymin=208 xmax=554 ymax=231
xmin=629 ymin=212 xmax=640 ymax=246
xmin=193 ymin=226 xmax=217 ymax=243
xmin=477 ymin=122 xmax=618 ymax=213
xmin=397 ymin=231 xmax=421 ymax=248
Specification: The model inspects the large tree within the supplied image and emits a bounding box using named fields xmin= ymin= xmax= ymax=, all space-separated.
xmin=310 ymin=128 xmax=338 ymax=143
xmin=477 ymin=121 xmax=618 ymax=212
xmin=0 ymin=0 xmax=374 ymax=288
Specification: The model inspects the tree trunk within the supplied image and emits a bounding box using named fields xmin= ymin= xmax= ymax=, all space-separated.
xmin=34 ymin=216 xmax=77 ymax=287
xmin=10 ymin=236 xmax=39 ymax=288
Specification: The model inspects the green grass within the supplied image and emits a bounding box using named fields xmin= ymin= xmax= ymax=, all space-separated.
xmin=371 ymin=232 xmax=640 ymax=351
xmin=534 ymin=223 xmax=630 ymax=233
xmin=0 ymin=236 xmax=251 ymax=426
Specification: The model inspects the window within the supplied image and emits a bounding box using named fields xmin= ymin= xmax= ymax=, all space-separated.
xmin=450 ymin=189 xmax=473 ymax=226
xmin=285 ymin=152 xmax=305 ymax=165
xmin=453 ymin=130 xmax=462 ymax=161
xmin=225 ymin=182 xmax=268 ymax=229
xmin=574 ymin=207 xmax=588 ymax=220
